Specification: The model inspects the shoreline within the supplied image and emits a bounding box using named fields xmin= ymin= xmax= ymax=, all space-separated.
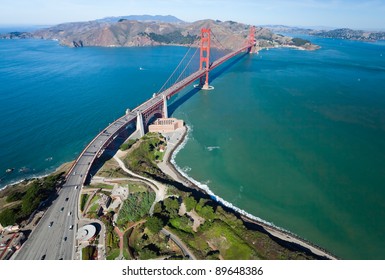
xmin=159 ymin=126 xmax=337 ymax=260
xmin=0 ymin=161 xmax=73 ymax=194
xmin=1 ymin=126 xmax=337 ymax=259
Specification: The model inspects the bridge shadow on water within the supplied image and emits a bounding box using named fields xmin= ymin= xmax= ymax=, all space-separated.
xmin=168 ymin=52 xmax=248 ymax=116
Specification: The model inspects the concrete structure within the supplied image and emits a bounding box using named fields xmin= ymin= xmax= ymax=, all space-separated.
xmin=148 ymin=118 xmax=184 ymax=133
xmin=76 ymin=224 xmax=97 ymax=242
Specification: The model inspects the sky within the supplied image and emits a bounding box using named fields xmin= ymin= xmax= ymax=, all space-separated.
xmin=1 ymin=0 xmax=385 ymax=30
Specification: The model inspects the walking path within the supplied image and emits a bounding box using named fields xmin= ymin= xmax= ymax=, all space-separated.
xmin=113 ymin=152 xmax=167 ymax=215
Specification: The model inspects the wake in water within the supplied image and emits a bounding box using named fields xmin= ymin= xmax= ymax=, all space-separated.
xmin=206 ymin=146 xmax=220 ymax=151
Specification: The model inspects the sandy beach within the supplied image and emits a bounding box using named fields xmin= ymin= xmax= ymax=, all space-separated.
xmin=158 ymin=126 xmax=337 ymax=260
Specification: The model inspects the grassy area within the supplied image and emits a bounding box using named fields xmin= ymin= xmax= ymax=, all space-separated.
xmin=89 ymin=202 xmax=100 ymax=213
xmin=128 ymin=183 xmax=148 ymax=193
xmin=80 ymin=194 xmax=89 ymax=212
xmin=124 ymin=133 xmax=166 ymax=179
xmin=116 ymin=191 xmax=155 ymax=228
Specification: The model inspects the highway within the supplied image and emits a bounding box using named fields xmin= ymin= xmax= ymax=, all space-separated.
xmin=14 ymin=45 xmax=252 ymax=260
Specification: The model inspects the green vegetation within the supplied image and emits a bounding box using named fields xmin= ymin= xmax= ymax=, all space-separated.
xmin=117 ymin=192 xmax=155 ymax=228
xmin=0 ymin=173 xmax=63 ymax=226
xmin=292 ymin=37 xmax=310 ymax=46
xmin=5 ymin=191 xmax=25 ymax=203
xmin=184 ymin=196 xmax=197 ymax=212
xmin=82 ymin=246 xmax=98 ymax=260
xmin=146 ymin=216 xmax=164 ymax=233
xmin=0 ymin=208 xmax=17 ymax=226
xmin=123 ymin=229 xmax=133 ymax=260
xmin=106 ymin=249 xmax=120 ymax=260
xmin=140 ymin=31 xmax=198 ymax=45
xmin=80 ymin=193 xmax=89 ymax=212
xmin=128 ymin=183 xmax=147 ymax=193
xmin=100 ymin=212 xmax=121 ymax=259
xmin=128 ymin=223 xmax=185 ymax=260
xmin=170 ymin=215 xmax=194 ymax=234
xmin=120 ymin=139 xmax=136 ymax=151
xmin=124 ymin=133 xmax=166 ymax=179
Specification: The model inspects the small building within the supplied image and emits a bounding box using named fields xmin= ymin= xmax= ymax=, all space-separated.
xmin=148 ymin=118 xmax=184 ymax=133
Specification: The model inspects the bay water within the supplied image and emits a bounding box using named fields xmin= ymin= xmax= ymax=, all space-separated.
xmin=1 ymin=36 xmax=384 ymax=259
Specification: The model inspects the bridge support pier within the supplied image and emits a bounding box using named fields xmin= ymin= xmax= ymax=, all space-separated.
xmin=162 ymin=94 xmax=168 ymax=118
xmin=136 ymin=111 xmax=145 ymax=138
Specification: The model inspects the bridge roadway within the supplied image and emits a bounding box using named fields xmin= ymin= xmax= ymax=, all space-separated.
xmin=15 ymin=44 xmax=252 ymax=260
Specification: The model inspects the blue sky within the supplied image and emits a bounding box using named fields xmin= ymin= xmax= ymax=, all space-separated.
xmin=1 ymin=0 xmax=385 ymax=30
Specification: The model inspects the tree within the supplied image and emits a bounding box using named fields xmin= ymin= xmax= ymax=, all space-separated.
xmin=146 ymin=216 xmax=164 ymax=233
xmin=0 ymin=208 xmax=17 ymax=226
xmin=163 ymin=198 xmax=180 ymax=218
xmin=184 ymin=196 xmax=197 ymax=212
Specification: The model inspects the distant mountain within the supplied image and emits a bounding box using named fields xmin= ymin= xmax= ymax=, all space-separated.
xmin=97 ymin=15 xmax=184 ymax=24
xmin=261 ymin=25 xmax=313 ymax=34
xmin=312 ymin=28 xmax=385 ymax=41
xmin=1 ymin=18 xmax=319 ymax=51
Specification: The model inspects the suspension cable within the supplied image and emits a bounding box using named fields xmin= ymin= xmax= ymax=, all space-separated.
xmin=174 ymin=46 xmax=199 ymax=84
xmin=157 ymin=44 xmax=195 ymax=94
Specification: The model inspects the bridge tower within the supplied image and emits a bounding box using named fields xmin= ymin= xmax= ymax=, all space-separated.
xmin=162 ymin=94 xmax=168 ymax=118
xmin=199 ymin=28 xmax=214 ymax=90
xmin=247 ymin=26 xmax=256 ymax=53
xmin=136 ymin=111 xmax=145 ymax=138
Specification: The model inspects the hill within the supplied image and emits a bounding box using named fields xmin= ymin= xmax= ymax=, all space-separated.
xmin=29 ymin=18 xmax=318 ymax=51
xmin=96 ymin=14 xmax=184 ymax=24
xmin=313 ymin=28 xmax=385 ymax=41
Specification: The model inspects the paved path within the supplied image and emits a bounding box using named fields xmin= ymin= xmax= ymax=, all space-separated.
xmin=113 ymin=153 xmax=167 ymax=215
xmin=161 ymin=228 xmax=197 ymax=260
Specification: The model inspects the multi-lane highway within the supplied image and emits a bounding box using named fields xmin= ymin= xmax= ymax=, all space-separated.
xmin=14 ymin=184 xmax=79 ymax=260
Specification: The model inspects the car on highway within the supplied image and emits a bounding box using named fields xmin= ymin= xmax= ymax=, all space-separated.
xmin=69 ymin=225 xmax=73 ymax=230
xmin=48 ymin=221 xmax=53 ymax=227
xmin=60 ymin=207 xmax=64 ymax=212
xmin=63 ymin=237 xmax=67 ymax=241
xmin=68 ymin=211 xmax=72 ymax=216
xmin=65 ymin=197 xmax=69 ymax=201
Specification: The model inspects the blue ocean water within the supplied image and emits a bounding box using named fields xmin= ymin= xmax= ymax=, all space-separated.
xmin=0 ymin=39 xmax=186 ymax=186
xmin=1 ymin=37 xmax=385 ymax=259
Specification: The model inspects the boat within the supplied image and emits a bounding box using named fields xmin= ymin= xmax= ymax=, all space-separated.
xmin=6 ymin=168 xmax=14 ymax=173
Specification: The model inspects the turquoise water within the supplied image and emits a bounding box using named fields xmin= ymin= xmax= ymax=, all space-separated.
xmin=172 ymin=37 xmax=385 ymax=259
xmin=1 ymin=37 xmax=385 ymax=259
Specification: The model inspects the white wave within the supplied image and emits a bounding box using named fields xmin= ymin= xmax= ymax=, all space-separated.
xmin=170 ymin=125 xmax=291 ymax=233
xmin=182 ymin=166 xmax=192 ymax=172
xmin=206 ymin=146 xmax=220 ymax=151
